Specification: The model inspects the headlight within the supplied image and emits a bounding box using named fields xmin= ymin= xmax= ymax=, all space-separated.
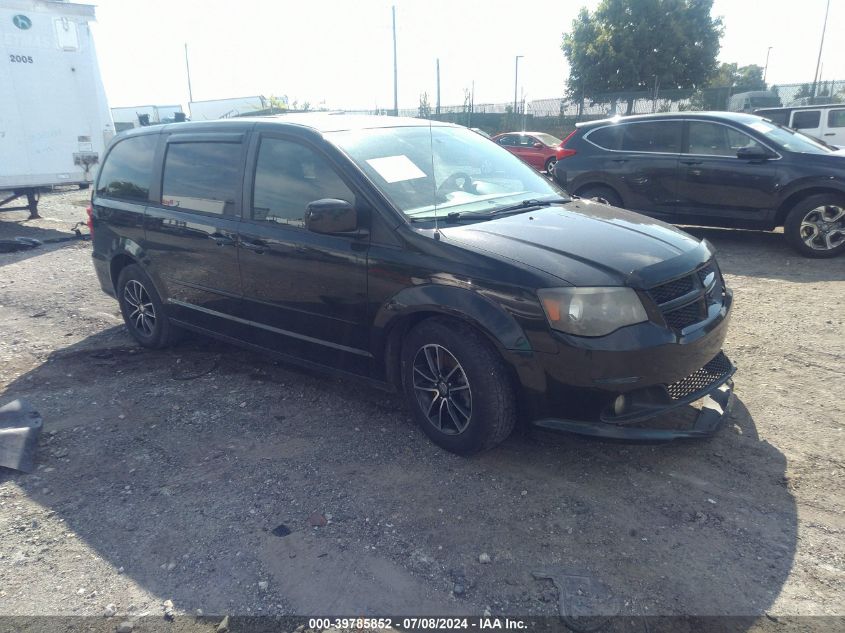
xmin=538 ymin=287 xmax=648 ymax=337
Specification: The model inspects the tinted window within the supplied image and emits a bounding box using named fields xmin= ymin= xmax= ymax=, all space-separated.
xmin=252 ymin=138 xmax=354 ymax=227
xmin=621 ymin=121 xmax=682 ymax=153
xmin=498 ymin=135 xmax=517 ymax=147
xmin=687 ymin=122 xmax=764 ymax=156
xmin=161 ymin=142 xmax=241 ymax=215
xmin=828 ymin=109 xmax=845 ymax=128
xmin=517 ymin=136 xmax=537 ymax=147
xmin=587 ymin=126 xmax=624 ymax=150
xmin=792 ymin=110 xmax=821 ymax=130
xmin=761 ymin=111 xmax=790 ymax=126
xmin=96 ymin=134 xmax=157 ymax=201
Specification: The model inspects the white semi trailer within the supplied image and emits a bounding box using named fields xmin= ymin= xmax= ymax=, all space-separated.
xmin=0 ymin=0 xmax=113 ymax=218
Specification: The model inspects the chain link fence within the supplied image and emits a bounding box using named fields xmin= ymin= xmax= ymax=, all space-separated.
xmin=348 ymin=80 xmax=844 ymax=138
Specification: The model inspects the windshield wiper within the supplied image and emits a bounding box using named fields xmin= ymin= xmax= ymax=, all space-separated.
xmin=486 ymin=197 xmax=570 ymax=216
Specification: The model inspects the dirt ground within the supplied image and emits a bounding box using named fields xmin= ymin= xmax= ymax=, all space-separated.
xmin=0 ymin=189 xmax=843 ymax=626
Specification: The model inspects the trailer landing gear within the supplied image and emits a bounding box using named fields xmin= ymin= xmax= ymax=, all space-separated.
xmin=0 ymin=189 xmax=41 ymax=220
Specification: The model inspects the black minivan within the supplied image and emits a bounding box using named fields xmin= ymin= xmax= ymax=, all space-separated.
xmin=90 ymin=114 xmax=734 ymax=454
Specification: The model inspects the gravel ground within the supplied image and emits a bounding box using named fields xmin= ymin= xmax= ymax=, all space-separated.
xmin=0 ymin=189 xmax=843 ymax=626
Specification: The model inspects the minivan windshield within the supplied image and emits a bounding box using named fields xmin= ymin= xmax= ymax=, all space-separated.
xmin=327 ymin=125 xmax=566 ymax=220
xmin=747 ymin=119 xmax=834 ymax=154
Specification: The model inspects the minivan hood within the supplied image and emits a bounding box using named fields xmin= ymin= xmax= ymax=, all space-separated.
xmin=439 ymin=200 xmax=705 ymax=286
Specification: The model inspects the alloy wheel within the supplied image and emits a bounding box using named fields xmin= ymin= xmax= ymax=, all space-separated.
xmin=546 ymin=158 xmax=557 ymax=174
xmin=412 ymin=344 xmax=472 ymax=435
xmin=800 ymin=204 xmax=845 ymax=251
xmin=123 ymin=279 xmax=156 ymax=337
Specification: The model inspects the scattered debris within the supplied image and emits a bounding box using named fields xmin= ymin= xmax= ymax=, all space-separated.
xmin=162 ymin=599 xmax=174 ymax=620
xmin=216 ymin=615 xmax=230 ymax=633
xmin=308 ymin=512 xmax=327 ymax=527
xmin=258 ymin=580 xmax=269 ymax=591
xmin=0 ymin=399 xmax=43 ymax=472
xmin=104 ymin=603 xmax=117 ymax=617
xmin=116 ymin=622 xmax=133 ymax=633
xmin=478 ymin=553 xmax=491 ymax=564
xmin=271 ymin=524 xmax=291 ymax=537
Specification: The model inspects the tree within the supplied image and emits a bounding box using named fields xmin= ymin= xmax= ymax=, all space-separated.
xmin=708 ymin=63 xmax=766 ymax=91
xmin=562 ymin=0 xmax=723 ymax=114
xmin=418 ymin=92 xmax=432 ymax=118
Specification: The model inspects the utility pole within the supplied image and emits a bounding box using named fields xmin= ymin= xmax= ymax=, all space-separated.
xmin=392 ymin=6 xmax=398 ymax=116
xmin=436 ymin=58 xmax=441 ymax=116
xmin=763 ymin=46 xmax=773 ymax=83
xmin=184 ymin=43 xmax=193 ymax=105
xmin=812 ymin=0 xmax=830 ymax=97
xmin=513 ymin=55 xmax=523 ymax=114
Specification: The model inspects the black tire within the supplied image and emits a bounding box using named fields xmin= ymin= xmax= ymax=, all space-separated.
xmin=116 ymin=264 xmax=182 ymax=348
xmin=401 ymin=317 xmax=516 ymax=455
xmin=544 ymin=157 xmax=557 ymax=176
xmin=576 ymin=185 xmax=622 ymax=208
xmin=784 ymin=193 xmax=845 ymax=258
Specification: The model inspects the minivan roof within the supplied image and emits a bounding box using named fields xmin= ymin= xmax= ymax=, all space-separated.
xmin=574 ymin=111 xmax=765 ymax=128
xmin=123 ymin=113 xmax=457 ymax=136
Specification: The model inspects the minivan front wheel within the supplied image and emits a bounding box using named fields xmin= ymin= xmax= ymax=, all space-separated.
xmin=401 ymin=318 xmax=516 ymax=455
xmin=785 ymin=194 xmax=845 ymax=258
xmin=117 ymin=264 xmax=182 ymax=348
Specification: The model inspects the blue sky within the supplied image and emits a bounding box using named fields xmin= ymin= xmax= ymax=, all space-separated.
xmin=90 ymin=0 xmax=844 ymax=110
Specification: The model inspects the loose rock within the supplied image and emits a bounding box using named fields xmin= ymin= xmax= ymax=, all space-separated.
xmin=479 ymin=553 xmax=491 ymax=564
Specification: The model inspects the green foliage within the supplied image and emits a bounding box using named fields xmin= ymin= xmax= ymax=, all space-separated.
xmin=562 ymin=0 xmax=723 ymax=102
xmin=708 ymin=63 xmax=766 ymax=91
xmin=419 ymin=92 xmax=432 ymax=118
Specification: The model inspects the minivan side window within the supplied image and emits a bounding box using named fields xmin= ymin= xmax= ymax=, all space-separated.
xmin=96 ymin=134 xmax=157 ymax=201
xmin=792 ymin=110 xmax=821 ymax=130
xmin=621 ymin=121 xmax=682 ymax=153
xmin=252 ymin=138 xmax=354 ymax=227
xmin=161 ymin=142 xmax=241 ymax=215
xmin=828 ymin=109 xmax=845 ymax=128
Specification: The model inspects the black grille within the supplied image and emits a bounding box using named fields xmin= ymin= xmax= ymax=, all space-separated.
xmin=664 ymin=301 xmax=703 ymax=330
xmin=648 ymin=276 xmax=695 ymax=305
xmin=666 ymin=352 xmax=733 ymax=400
xmin=697 ymin=262 xmax=716 ymax=285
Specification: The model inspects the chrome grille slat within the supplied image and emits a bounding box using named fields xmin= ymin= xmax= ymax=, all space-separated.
xmin=647 ymin=260 xmax=723 ymax=332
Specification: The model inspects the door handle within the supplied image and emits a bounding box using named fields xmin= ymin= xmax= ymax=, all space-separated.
xmin=240 ymin=239 xmax=266 ymax=254
xmin=209 ymin=232 xmax=236 ymax=246
xmin=681 ymin=160 xmax=702 ymax=165
xmin=823 ymin=133 xmax=835 ymax=136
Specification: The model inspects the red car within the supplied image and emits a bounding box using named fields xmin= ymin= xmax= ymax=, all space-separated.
xmin=491 ymin=131 xmax=566 ymax=174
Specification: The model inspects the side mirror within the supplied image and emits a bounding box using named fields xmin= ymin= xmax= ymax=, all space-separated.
xmin=305 ymin=199 xmax=357 ymax=234
xmin=533 ymin=142 xmax=543 ymax=148
xmin=736 ymin=146 xmax=775 ymax=161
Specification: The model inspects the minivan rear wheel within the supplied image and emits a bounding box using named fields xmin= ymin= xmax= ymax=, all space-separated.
xmin=117 ymin=264 xmax=182 ymax=348
xmin=575 ymin=185 xmax=622 ymax=208
xmin=401 ymin=318 xmax=516 ymax=455
xmin=784 ymin=194 xmax=845 ymax=258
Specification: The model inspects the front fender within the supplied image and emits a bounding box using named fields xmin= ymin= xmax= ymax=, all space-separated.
xmin=373 ymin=284 xmax=534 ymax=354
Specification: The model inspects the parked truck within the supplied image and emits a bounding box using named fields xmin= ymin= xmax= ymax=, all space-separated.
xmin=0 ymin=0 xmax=113 ymax=218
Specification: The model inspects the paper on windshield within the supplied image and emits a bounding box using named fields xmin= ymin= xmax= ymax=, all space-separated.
xmin=366 ymin=155 xmax=427 ymax=183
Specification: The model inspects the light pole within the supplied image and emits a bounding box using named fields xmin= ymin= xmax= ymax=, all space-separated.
xmin=392 ymin=5 xmax=398 ymax=116
xmin=513 ymin=55 xmax=523 ymax=115
xmin=184 ymin=43 xmax=193 ymax=105
xmin=812 ymin=0 xmax=830 ymax=97
xmin=763 ymin=46 xmax=773 ymax=83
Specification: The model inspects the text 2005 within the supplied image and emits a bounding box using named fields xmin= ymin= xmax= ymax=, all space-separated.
xmin=9 ymin=54 xmax=34 ymax=64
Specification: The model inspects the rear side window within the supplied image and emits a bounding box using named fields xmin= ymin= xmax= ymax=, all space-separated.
xmin=497 ymin=135 xmax=517 ymax=147
xmin=96 ymin=135 xmax=157 ymax=201
xmin=161 ymin=142 xmax=241 ymax=215
xmin=792 ymin=110 xmax=821 ymax=130
xmin=620 ymin=121 xmax=682 ymax=153
xmin=828 ymin=109 xmax=845 ymax=128
xmin=252 ymin=138 xmax=354 ymax=227
xmin=587 ymin=126 xmax=624 ymax=150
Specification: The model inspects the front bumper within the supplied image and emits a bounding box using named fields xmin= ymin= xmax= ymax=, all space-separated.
xmin=532 ymin=371 xmax=735 ymax=441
